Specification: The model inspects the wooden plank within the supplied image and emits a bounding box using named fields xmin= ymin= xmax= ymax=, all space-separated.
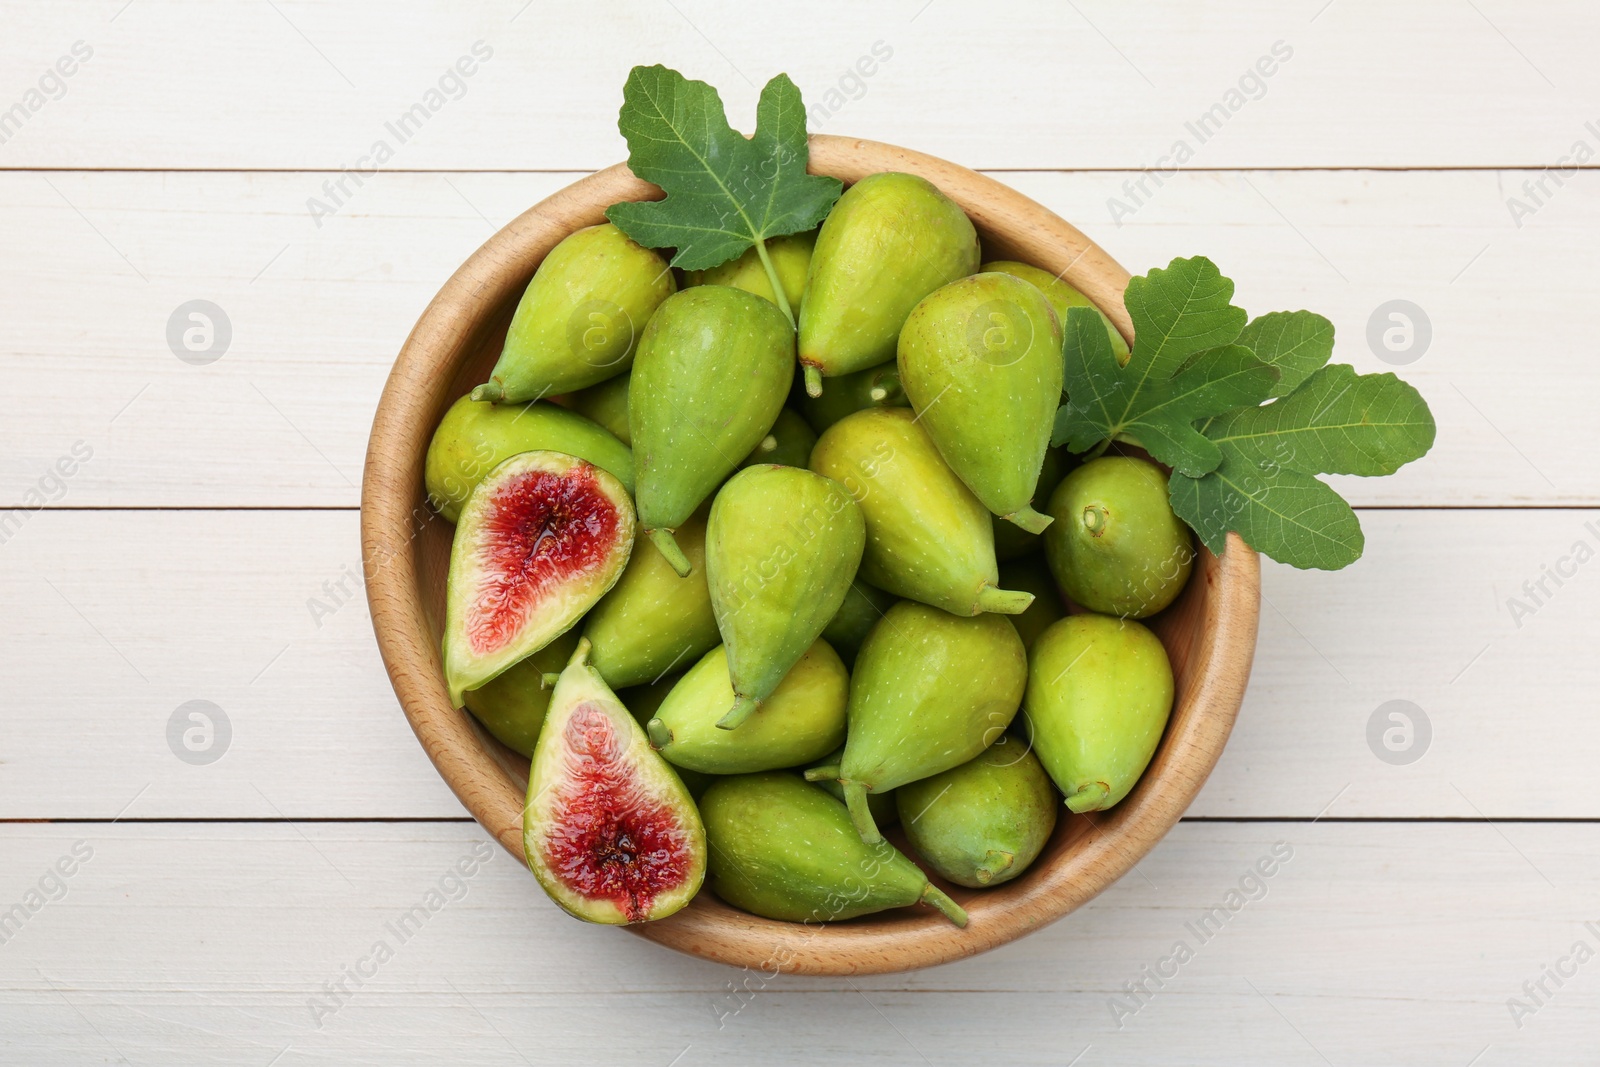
xmin=1 ymin=820 xmax=1594 ymax=1062
xmin=1 ymin=507 xmax=1594 ymax=820
xmin=2 ymin=167 xmax=1594 ymax=508
xmin=3 ymin=1 xmax=1598 ymax=169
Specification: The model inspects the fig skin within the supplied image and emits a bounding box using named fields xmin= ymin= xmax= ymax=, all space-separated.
xmin=690 ymin=229 xmax=815 ymax=311
xmin=474 ymin=223 xmax=675 ymax=402
xmin=997 ymin=557 xmax=1065 ymax=655
xmin=994 ymin=447 xmax=1073 ymax=563
xmin=798 ymin=172 xmax=980 ymax=395
xmin=701 ymin=772 xmax=967 ymax=927
xmin=896 ymin=743 xmax=1058 ymax=888
xmin=740 ymin=409 xmax=817 ymax=470
xmin=1044 ymin=456 xmax=1194 ymax=619
xmin=647 ymin=641 xmax=847 ymax=774
xmin=797 ymin=359 xmax=909 ymax=436
xmin=463 ymin=629 xmax=581 ymax=757
xmin=629 ymin=286 xmax=796 ymax=576
xmin=1024 ymin=614 xmax=1174 ymax=813
xmin=562 ymin=372 xmax=633 ymax=445
xmin=810 ymin=600 xmax=1027 ymax=844
xmin=525 ymin=639 xmax=706 ymax=924
xmin=819 ymin=579 xmax=897 ymax=667
xmin=897 ymin=272 xmax=1064 ymax=533
xmin=583 ymin=516 xmax=719 ymax=690
xmin=982 ymin=259 xmax=1130 ymax=365
xmin=809 ymin=407 xmax=1032 ymax=617
xmin=442 ymin=451 xmax=636 ymax=706
xmin=705 ymin=465 xmax=865 ymax=728
xmin=424 ymin=396 xmax=634 ymax=523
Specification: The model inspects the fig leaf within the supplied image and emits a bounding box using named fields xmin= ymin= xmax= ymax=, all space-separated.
xmin=605 ymin=65 xmax=842 ymax=277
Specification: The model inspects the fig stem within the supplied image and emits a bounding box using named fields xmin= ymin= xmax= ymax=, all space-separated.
xmin=843 ymin=782 xmax=882 ymax=844
xmin=752 ymin=237 xmax=796 ymax=330
xmin=470 ymin=380 xmax=504 ymax=403
xmin=567 ymin=637 xmax=593 ymax=670
xmin=646 ymin=528 xmax=692 ymax=577
xmin=645 ymin=717 xmax=672 ymax=750
xmin=1066 ymin=781 xmax=1112 ymax=814
xmin=1003 ymin=505 xmax=1054 ymax=535
xmin=920 ymin=884 xmax=969 ymax=928
xmin=539 ymin=672 xmax=559 ymax=689
xmin=802 ymin=765 xmax=840 ymax=783
xmin=803 ymin=363 xmax=824 ymax=398
xmin=716 ymin=694 xmax=760 ymax=731
xmin=975 ymin=584 xmax=1035 ymax=616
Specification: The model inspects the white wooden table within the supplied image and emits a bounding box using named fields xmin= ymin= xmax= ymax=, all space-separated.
xmin=3 ymin=2 xmax=1596 ymax=1062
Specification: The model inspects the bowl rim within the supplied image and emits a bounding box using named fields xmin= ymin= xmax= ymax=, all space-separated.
xmin=360 ymin=134 xmax=1260 ymax=976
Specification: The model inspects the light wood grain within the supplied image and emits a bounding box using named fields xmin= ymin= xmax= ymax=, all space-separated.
xmin=2 ymin=821 xmax=1594 ymax=1063
xmin=4 ymin=507 xmax=1595 ymax=820
xmin=4 ymin=0 xmax=1598 ymax=169
xmin=2 ymin=168 xmax=1591 ymax=508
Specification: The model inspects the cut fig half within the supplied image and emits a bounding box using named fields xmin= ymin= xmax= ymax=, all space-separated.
xmin=525 ymin=638 xmax=707 ymax=924
xmin=442 ymin=450 xmax=635 ymax=706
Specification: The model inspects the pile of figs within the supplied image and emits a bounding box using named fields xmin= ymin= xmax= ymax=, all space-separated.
xmin=425 ymin=173 xmax=1191 ymax=929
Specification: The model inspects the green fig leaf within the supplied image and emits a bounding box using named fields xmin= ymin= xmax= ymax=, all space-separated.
xmin=1169 ymin=448 xmax=1365 ymax=571
xmin=1236 ymin=310 xmax=1336 ymax=399
xmin=605 ymin=65 xmax=843 ymax=274
xmin=1053 ymin=302 xmax=1278 ymax=477
xmin=1125 ymin=256 xmax=1250 ymax=378
xmin=1170 ymin=364 xmax=1435 ymax=570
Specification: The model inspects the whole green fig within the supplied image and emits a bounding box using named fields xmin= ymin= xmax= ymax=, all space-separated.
xmin=896 ymin=743 xmax=1058 ymax=888
xmin=1044 ymin=456 xmax=1194 ymax=618
xmin=898 ymin=272 xmax=1063 ymax=533
xmin=798 ymin=173 xmax=979 ymax=396
xmin=562 ymin=372 xmax=632 ymax=444
xmin=701 ymin=772 xmax=967 ymax=926
xmin=1025 ymin=614 xmax=1174 ymax=813
xmin=810 ymin=407 xmax=1032 ymax=616
xmin=475 ymin=223 xmax=674 ymax=402
xmin=809 ymin=600 xmax=1027 ymax=844
xmin=630 ymin=286 xmax=795 ymax=576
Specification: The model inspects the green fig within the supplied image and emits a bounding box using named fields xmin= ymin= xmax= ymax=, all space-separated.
xmin=896 ymin=743 xmax=1058 ymax=888
xmin=810 ymin=407 xmax=1033 ymax=617
xmin=798 ymin=172 xmax=980 ymax=395
xmin=424 ymin=396 xmax=634 ymax=523
xmin=998 ymin=558 xmax=1065 ymax=654
xmin=690 ymin=230 xmax=815 ymax=312
xmin=705 ymin=465 xmax=865 ymax=728
xmin=701 ymin=772 xmax=967 ymax=927
xmin=994 ymin=447 xmax=1072 ymax=563
xmin=1044 ymin=456 xmax=1194 ymax=618
xmin=796 ymin=360 xmax=909 ymax=435
xmin=807 ymin=601 xmax=1027 ymax=843
xmin=630 ymin=286 xmax=795 ymax=576
xmin=1024 ymin=614 xmax=1174 ymax=813
xmin=474 ymin=223 xmax=675 ymax=402
xmin=442 ymin=451 xmax=635 ymax=705
xmin=808 ymin=745 xmax=897 ymax=828
xmin=740 ymin=409 xmax=817 ymax=469
xmin=583 ymin=517 xmax=719 ymax=689
xmin=462 ymin=629 xmax=581 ymax=757
xmin=646 ymin=641 xmax=847 ymax=773
xmin=982 ymin=259 xmax=1129 ymax=365
xmin=524 ymin=639 xmax=706 ymax=924
xmin=898 ymin=273 xmax=1064 ymax=534
xmin=562 ymin=372 xmax=633 ymax=445
xmin=820 ymin=579 xmax=897 ymax=667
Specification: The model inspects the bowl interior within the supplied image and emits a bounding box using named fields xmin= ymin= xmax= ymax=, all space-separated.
xmin=365 ymin=136 xmax=1259 ymax=975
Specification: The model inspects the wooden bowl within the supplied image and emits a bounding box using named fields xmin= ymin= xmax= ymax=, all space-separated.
xmin=360 ymin=135 xmax=1260 ymax=976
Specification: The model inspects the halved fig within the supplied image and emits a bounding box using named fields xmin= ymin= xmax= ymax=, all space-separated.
xmin=525 ymin=638 xmax=706 ymax=924
xmin=442 ymin=450 xmax=635 ymax=706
